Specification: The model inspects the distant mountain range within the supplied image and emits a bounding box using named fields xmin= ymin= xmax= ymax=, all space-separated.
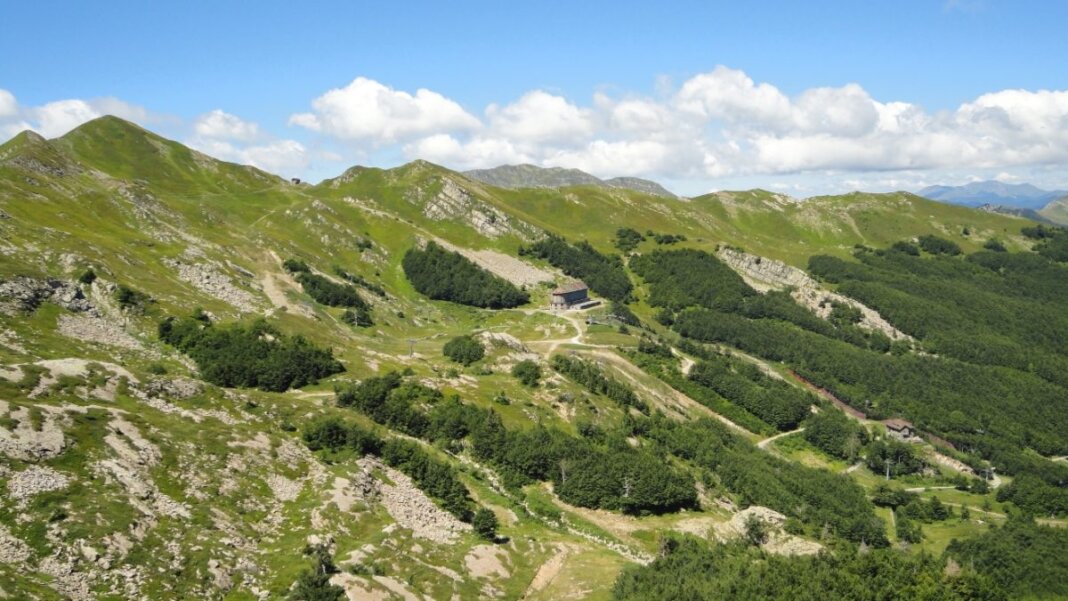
xmin=918 ymin=181 xmax=1067 ymax=209
xmin=463 ymin=164 xmax=678 ymax=198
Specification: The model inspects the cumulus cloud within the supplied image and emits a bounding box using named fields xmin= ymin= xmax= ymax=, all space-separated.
xmin=486 ymin=90 xmax=594 ymax=144
xmin=188 ymin=109 xmax=306 ymax=174
xmin=0 ymin=89 xmax=17 ymax=118
xmin=194 ymin=109 xmax=261 ymax=141
xmin=5 ymin=68 xmax=1066 ymax=191
xmin=676 ymin=66 xmax=793 ymax=130
xmin=289 ymin=77 xmax=480 ymax=143
xmin=382 ymin=64 xmax=1054 ymax=182
xmin=0 ymin=92 xmax=156 ymax=139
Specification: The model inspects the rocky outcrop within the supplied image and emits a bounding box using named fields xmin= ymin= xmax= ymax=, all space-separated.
xmin=57 ymin=313 xmax=145 ymax=351
xmin=421 ymin=177 xmax=536 ymax=239
xmin=7 ymin=465 xmax=71 ymax=506
xmin=0 ymin=524 xmax=32 ymax=564
xmin=717 ymin=248 xmax=911 ymax=341
xmin=356 ymin=456 xmax=471 ymax=544
xmin=0 ymin=402 xmax=68 ymax=461
xmin=164 ymin=259 xmax=260 ymax=313
xmin=0 ymin=277 xmax=94 ymax=315
xmin=142 ymin=376 xmax=203 ymax=400
xmin=712 ymin=506 xmax=822 ymax=556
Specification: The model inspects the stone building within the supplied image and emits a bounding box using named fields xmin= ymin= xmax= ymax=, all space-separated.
xmin=550 ymin=280 xmax=589 ymax=310
xmin=883 ymin=418 xmax=916 ymax=441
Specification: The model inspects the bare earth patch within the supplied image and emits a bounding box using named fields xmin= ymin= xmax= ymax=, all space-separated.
xmin=436 ymin=239 xmax=554 ymax=287
xmin=57 ymin=314 xmax=146 ymax=351
xmin=465 ymin=544 xmax=510 ymax=579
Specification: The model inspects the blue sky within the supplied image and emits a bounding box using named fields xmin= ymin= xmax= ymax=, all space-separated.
xmin=2 ymin=0 xmax=1066 ymax=196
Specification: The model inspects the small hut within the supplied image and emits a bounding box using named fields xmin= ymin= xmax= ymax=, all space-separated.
xmin=550 ymin=281 xmax=589 ymax=310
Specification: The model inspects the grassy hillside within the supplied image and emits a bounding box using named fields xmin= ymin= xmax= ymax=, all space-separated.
xmin=0 ymin=117 xmax=1062 ymax=600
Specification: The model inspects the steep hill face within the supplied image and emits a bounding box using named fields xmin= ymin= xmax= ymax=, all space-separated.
xmin=2 ymin=117 xmax=1065 ymax=600
xmin=1039 ymin=196 xmax=1068 ymax=226
xmin=463 ymin=164 xmax=678 ymax=198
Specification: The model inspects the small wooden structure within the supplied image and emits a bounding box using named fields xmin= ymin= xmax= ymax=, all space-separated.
xmin=883 ymin=418 xmax=916 ymax=440
xmin=550 ymin=280 xmax=589 ymax=310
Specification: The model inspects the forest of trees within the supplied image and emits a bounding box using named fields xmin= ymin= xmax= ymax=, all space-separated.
xmin=687 ymin=354 xmax=812 ymax=431
xmin=330 ymin=371 xmax=696 ymax=514
xmin=808 ymin=247 xmax=1068 ymax=389
xmin=629 ymin=343 xmax=777 ymax=435
xmin=1023 ymin=224 xmax=1068 ymax=262
xmin=333 ymin=265 xmax=387 ymax=298
xmin=614 ymin=227 xmax=645 ymax=252
xmin=443 ymin=335 xmax=485 ymax=366
xmin=947 ymin=515 xmax=1068 ymax=599
xmin=644 ymin=416 xmax=886 ymax=544
xmin=521 ymin=235 xmax=633 ymax=302
xmin=651 ymin=239 xmax=1068 ymax=517
xmin=803 ymin=409 xmax=869 ymax=461
xmin=402 ymin=242 xmax=529 ymax=308
xmin=671 ymin=306 xmax=1068 ymax=474
xmin=613 ymin=537 xmax=1004 ymax=600
xmin=634 ymin=249 xmax=891 ymax=352
xmin=630 ymin=248 xmax=756 ymax=311
xmin=158 ymin=312 xmax=342 ymax=391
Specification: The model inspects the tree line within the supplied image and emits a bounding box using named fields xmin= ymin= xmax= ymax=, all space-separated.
xmin=158 ymin=312 xmax=343 ymax=392
xmin=520 ymin=234 xmax=633 ymax=302
xmin=403 ymin=242 xmax=529 ymax=308
xmin=332 ymin=371 xmax=696 ymax=515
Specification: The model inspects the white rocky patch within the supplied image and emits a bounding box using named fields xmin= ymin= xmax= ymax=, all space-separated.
xmin=164 ymin=258 xmax=260 ymax=313
xmin=57 ymin=313 xmax=145 ymax=352
xmin=420 ymin=177 xmax=535 ymax=239
xmin=712 ymin=506 xmax=822 ymax=556
xmin=433 ymin=239 xmax=554 ymax=287
xmin=0 ymin=524 xmax=31 ymax=564
xmin=265 ymin=473 xmax=302 ymax=503
xmin=0 ymin=404 xmax=68 ymax=461
xmin=356 ymin=456 xmax=471 ymax=544
xmin=717 ymin=248 xmax=911 ymax=341
xmin=6 ymin=465 xmax=71 ymax=506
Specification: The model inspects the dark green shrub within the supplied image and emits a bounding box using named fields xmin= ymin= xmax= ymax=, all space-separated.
xmin=443 ymin=335 xmax=485 ymax=366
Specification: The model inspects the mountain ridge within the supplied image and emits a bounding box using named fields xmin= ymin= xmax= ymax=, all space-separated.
xmin=463 ymin=163 xmax=678 ymax=198
xmin=919 ymin=180 xmax=1068 ymax=209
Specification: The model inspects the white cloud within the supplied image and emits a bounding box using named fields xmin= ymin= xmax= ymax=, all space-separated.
xmin=486 ymin=90 xmax=594 ymax=144
xmin=4 ymin=68 xmax=1066 ymax=193
xmin=194 ymin=109 xmax=260 ymax=141
xmin=289 ymin=77 xmax=480 ymax=143
xmin=403 ymin=134 xmax=533 ymax=170
xmin=31 ymin=99 xmax=103 ymax=138
xmin=676 ymin=66 xmax=793 ymax=130
xmin=189 ymin=137 xmax=308 ymax=174
xmin=0 ymin=89 xmax=17 ymax=118
xmin=188 ymin=109 xmax=307 ymax=175
xmin=0 ymin=94 xmax=157 ymax=140
xmin=544 ymin=139 xmax=673 ymax=176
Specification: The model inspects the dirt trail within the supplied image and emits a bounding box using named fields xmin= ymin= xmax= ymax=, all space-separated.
xmin=521 ymin=543 xmax=579 ymax=599
xmin=758 ymin=427 xmax=805 ymax=450
xmin=261 ymin=251 xmax=315 ymax=318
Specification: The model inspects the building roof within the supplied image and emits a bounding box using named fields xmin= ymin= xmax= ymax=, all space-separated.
xmin=552 ymin=280 xmax=588 ymax=295
xmin=883 ymin=418 xmax=914 ymax=431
